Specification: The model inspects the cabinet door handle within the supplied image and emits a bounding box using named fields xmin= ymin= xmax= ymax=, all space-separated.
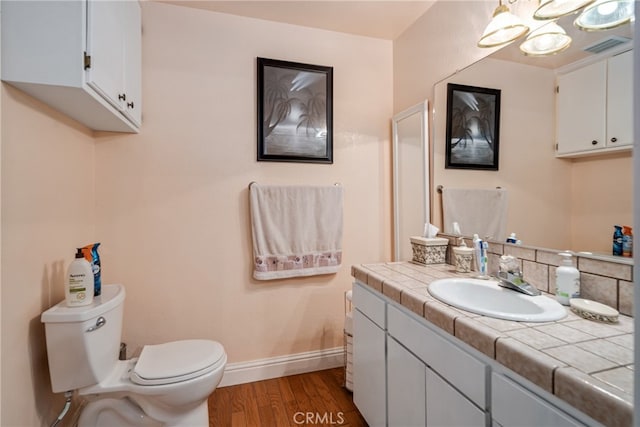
xmin=591 ymin=140 xmax=598 ymax=145
xmin=611 ymin=137 xmax=618 ymax=143
xmin=118 ymin=93 xmax=126 ymax=101
xmin=127 ymin=102 xmax=135 ymax=109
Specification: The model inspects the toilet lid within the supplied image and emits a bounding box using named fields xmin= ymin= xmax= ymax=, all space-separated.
xmin=131 ymin=339 xmax=225 ymax=386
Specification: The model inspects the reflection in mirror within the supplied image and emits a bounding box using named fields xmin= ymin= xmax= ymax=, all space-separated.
xmin=431 ymin=13 xmax=633 ymax=256
xmin=393 ymin=101 xmax=430 ymax=261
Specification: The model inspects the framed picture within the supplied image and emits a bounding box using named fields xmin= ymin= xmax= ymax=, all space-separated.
xmin=445 ymin=83 xmax=501 ymax=170
xmin=257 ymin=57 xmax=333 ymax=164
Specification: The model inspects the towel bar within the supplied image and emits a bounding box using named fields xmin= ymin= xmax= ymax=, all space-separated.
xmin=437 ymin=185 xmax=502 ymax=194
xmin=248 ymin=181 xmax=340 ymax=189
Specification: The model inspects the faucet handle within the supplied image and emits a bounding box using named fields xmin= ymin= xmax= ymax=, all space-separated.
xmin=499 ymin=255 xmax=521 ymax=275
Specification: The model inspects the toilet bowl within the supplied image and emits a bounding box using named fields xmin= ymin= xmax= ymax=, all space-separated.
xmin=41 ymin=284 xmax=227 ymax=426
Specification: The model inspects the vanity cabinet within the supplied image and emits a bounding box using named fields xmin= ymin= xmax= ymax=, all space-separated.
xmin=556 ymin=50 xmax=632 ymax=157
xmin=1 ymin=0 xmax=142 ymax=133
xmin=352 ymin=284 xmax=386 ymax=427
xmin=387 ymin=302 xmax=489 ymax=426
xmin=352 ymin=280 xmax=599 ymax=426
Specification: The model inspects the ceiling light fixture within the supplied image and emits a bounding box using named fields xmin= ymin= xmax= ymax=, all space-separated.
xmin=478 ymin=1 xmax=530 ymax=48
xmin=574 ymin=0 xmax=635 ymax=30
xmin=533 ymin=0 xmax=596 ymax=20
xmin=520 ymin=21 xmax=572 ymax=56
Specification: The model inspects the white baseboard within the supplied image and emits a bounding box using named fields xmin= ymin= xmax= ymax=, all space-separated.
xmin=218 ymin=347 xmax=345 ymax=387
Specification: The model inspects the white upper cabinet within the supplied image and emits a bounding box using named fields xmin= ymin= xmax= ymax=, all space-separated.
xmin=556 ymin=50 xmax=633 ymax=157
xmin=606 ymin=50 xmax=633 ymax=149
xmin=1 ymin=0 xmax=142 ymax=133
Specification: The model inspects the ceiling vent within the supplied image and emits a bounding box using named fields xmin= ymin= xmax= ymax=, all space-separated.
xmin=583 ymin=36 xmax=631 ymax=54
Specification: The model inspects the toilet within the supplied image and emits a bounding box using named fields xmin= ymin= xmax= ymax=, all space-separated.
xmin=41 ymin=284 xmax=227 ymax=427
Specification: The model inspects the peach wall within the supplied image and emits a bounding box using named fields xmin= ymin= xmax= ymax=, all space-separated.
xmin=393 ymin=0 xmax=502 ymax=113
xmin=430 ymin=58 xmax=572 ymax=249
xmin=1 ymin=85 xmax=95 ymax=425
xmin=1 ymin=3 xmax=392 ymax=425
xmin=571 ymin=153 xmax=633 ymax=253
xmin=394 ymin=0 xmax=631 ymax=253
xmin=93 ymin=3 xmax=392 ymax=362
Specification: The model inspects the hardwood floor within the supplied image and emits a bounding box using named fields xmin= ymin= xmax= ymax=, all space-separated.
xmin=208 ymin=368 xmax=367 ymax=426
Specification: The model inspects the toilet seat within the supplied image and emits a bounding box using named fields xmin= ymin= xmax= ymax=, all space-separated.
xmin=131 ymin=340 xmax=225 ymax=386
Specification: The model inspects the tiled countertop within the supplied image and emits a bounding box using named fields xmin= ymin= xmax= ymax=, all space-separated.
xmin=351 ymin=262 xmax=634 ymax=427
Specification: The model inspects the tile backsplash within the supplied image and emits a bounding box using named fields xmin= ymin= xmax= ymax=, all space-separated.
xmin=439 ymin=233 xmax=634 ymax=316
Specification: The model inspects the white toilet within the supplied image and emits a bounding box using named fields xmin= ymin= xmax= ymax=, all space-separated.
xmin=41 ymin=284 xmax=227 ymax=427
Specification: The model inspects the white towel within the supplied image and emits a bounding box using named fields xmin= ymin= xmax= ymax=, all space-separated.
xmin=249 ymin=184 xmax=343 ymax=280
xmin=442 ymin=188 xmax=508 ymax=240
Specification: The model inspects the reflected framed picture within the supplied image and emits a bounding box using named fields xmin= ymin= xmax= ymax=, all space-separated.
xmin=257 ymin=57 xmax=333 ymax=164
xmin=445 ymin=83 xmax=501 ymax=170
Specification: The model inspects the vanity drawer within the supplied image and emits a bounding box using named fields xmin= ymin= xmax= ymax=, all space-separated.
xmin=387 ymin=304 xmax=488 ymax=409
xmin=353 ymin=281 xmax=386 ymax=328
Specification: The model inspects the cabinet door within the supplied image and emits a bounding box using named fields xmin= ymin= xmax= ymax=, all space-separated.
xmin=492 ymin=373 xmax=583 ymax=427
xmin=426 ymin=368 xmax=488 ymax=427
xmin=121 ymin=0 xmax=142 ymax=127
xmin=388 ymin=338 xmax=426 ymax=427
xmin=353 ymin=309 xmax=386 ymax=427
xmin=556 ymin=61 xmax=607 ymax=155
xmin=606 ymin=50 xmax=633 ymax=148
xmin=86 ymin=0 xmax=126 ymax=110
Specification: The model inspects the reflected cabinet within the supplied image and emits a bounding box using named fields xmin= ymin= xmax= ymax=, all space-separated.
xmin=556 ymin=49 xmax=632 ymax=157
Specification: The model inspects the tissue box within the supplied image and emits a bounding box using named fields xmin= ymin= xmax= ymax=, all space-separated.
xmin=410 ymin=237 xmax=448 ymax=265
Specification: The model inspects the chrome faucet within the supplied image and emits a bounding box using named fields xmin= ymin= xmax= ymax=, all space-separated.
xmin=496 ymin=271 xmax=541 ymax=296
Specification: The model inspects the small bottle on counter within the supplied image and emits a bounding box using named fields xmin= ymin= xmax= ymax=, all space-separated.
xmin=622 ymin=226 xmax=633 ymax=257
xmin=555 ymin=252 xmax=580 ymax=306
xmin=613 ymin=225 xmax=623 ymax=256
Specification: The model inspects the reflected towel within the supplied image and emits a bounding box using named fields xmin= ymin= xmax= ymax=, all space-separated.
xmin=442 ymin=188 xmax=508 ymax=240
xmin=249 ymin=184 xmax=343 ymax=280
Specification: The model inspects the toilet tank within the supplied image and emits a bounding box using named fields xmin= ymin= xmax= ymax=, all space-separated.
xmin=41 ymin=284 xmax=125 ymax=393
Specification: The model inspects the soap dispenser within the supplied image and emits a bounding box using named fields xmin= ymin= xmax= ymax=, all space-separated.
xmin=452 ymin=237 xmax=474 ymax=273
xmin=65 ymin=248 xmax=94 ymax=307
xmin=555 ymin=252 xmax=579 ymax=306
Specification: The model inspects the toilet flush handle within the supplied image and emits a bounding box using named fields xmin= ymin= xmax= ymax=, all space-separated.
xmin=86 ymin=316 xmax=106 ymax=332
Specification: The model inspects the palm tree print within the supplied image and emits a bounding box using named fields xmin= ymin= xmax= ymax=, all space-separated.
xmin=446 ymin=84 xmax=500 ymax=168
xmin=261 ymin=65 xmax=328 ymax=157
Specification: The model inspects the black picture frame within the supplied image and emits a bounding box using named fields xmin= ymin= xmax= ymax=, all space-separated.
xmin=257 ymin=57 xmax=333 ymax=164
xmin=445 ymin=83 xmax=501 ymax=170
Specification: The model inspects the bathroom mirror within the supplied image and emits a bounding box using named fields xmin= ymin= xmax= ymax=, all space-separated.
xmin=431 ymin=14 xmax=634 ymax=255
xmin=393 ymin=101 xmax=430 ymax=261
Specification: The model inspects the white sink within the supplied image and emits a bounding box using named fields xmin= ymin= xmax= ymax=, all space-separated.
xmin=428 ymin=278 xmax=567 ymax=322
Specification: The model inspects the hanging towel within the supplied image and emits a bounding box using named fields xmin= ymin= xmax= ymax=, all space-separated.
xmin=249 ymin=184 xmax=344 ymax=280
xmin=442 ymin=188 xmax=508 ymax=240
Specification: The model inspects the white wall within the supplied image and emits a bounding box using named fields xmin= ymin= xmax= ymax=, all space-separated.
xmin=633 ymin=1 xmax=639 ymax=420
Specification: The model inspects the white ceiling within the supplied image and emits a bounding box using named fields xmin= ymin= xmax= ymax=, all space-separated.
xmin=156 ymin=0 xmax=436 ymax=40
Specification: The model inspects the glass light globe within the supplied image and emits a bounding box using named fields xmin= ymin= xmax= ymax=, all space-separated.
xmin=478 ymin=4 xmax=530 ymax=48
xmin=575 ymin=0 xmax=634 ymax=30
xmin=534 ymin=0 xmax=596 ymax=20
xmin=520 ymin=22 xmax=572 ymax=56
